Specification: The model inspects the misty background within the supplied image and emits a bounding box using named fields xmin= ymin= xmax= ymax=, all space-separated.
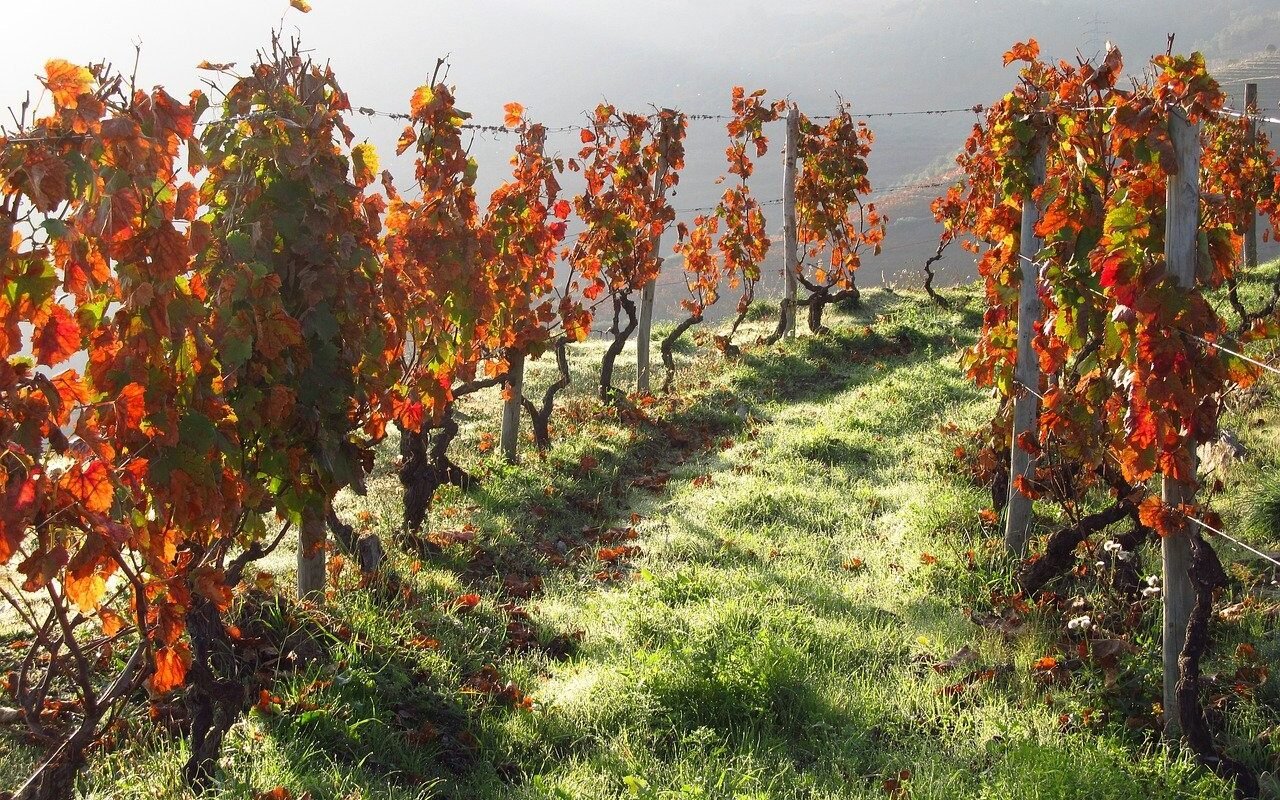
xmin=6 ymin=1 xmax=1280 ymax=324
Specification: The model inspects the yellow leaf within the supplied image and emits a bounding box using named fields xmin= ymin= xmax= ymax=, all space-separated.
xmin=351 ymin=142 xmax=378 ymax=188
xmin=410 ymin=86 xmax=435 ymax=118
xmin=289 ymin=0 xmax=312 ymax=12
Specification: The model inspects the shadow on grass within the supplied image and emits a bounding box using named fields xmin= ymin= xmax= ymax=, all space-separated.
xmin=238 ymin=290 xmax=990 ymax=796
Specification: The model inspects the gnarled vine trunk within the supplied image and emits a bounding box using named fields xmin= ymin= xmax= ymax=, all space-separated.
xmin=659 ymin=313 xmax=702 ymax=393
xmin=182 ymin=596 xmax=255 ymax=793
xmin=805 ymin=285 xmax=859 ymax=334
xmin=397 ymin=411 xmax=471 ymax=536
xmin=1015 ymin=496 xmax=1137 ymax=595
xmin=1178 ymin=531 xmax=1260 ymax=799
xmin=764 ymin=298 xmax=792 ymax=345
xmin=396 ymin=375 xmax=501 ymax=536
xmin=923 ymin=245 xmax=950 ymax=308
xmin=599 ymin=292 xmax=637 ymax=403
xmin=13 ymin=645 xmax=148 ymax=800
xmin=521 ymin=337 xmax=571 ymax=451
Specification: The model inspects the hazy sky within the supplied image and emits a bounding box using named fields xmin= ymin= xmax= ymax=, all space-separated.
xmin=5 ymin=2 xmax=1270 ymax=175
xmin=4 ymin=1 xmax=1277 ymax=291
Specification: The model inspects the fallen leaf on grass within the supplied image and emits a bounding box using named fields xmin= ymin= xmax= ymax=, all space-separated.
xmin=447 ymin=594 xmax=482 ymax=613
xmin=932 ymin=645 xmax=978 ymax=674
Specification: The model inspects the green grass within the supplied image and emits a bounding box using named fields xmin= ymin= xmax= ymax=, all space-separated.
xmin=5 ymin=280 xmax=1278 ymax=799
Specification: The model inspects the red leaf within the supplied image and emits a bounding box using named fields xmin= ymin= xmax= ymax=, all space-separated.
xmin=116 ymin=383 xmax=146 ymax=430
xmin=1002 ymin=39 xmax=1040 ymax=66
xmin=59 ymin=460 xmax=113 ymax=513
xmin=34 ymin=304 xmax=80 ymax=366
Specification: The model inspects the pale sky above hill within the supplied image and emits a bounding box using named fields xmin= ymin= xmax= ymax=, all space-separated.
xmin=4 ymin=0 xmax=1278 ymax=289
xmin=3 ymin=1 xmax=1275 ymax=195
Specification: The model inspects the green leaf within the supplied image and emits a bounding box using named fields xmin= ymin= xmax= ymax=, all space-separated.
xmin=178 ymin=411 xmax=217 ymax=453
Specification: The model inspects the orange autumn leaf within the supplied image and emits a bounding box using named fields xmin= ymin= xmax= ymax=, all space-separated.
xmin=1137 ymin=495 xmax=1183 ymax=537
xmin=1031 ymin=656 xmax=1058 ymax=671
xmin=51 ymin=369 xmax=93 ymax=409
xmin=44 ymin=59 xmax=93 ymax=109
xmin=503 ymin=102 xmax=524 ymax=129
xmin=59 ymin=460 xmax=113 ymax=513
xmin=99 ymin=609 xmax=125 ymax=637
xmin=409 ymin=85 xmax=436 ymax=118
xmin=289 ymin=0 xmax=312 ymax=12
xmin=64 ymin=570 xmax=106 ymax=612
xmin=151 ymin=644 xmax=191 ymax=693
xmin=396 ymin=125 xmax=417 ymax=155
xmin=920 ymin=552 xmax=938 ymax=565
xmin=1003 ymin=39 xmax=1040 ymax=66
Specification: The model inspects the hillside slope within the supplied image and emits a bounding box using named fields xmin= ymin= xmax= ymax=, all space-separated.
xmin=6 ymin=283 xmax=1277 ymax=800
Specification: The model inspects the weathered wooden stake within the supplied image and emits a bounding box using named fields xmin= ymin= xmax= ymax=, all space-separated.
xmin=783 ymin=104 xmax=800 ymax=337
xmin=636 ymin=112 xmax=675 ymax=393
xmin=297 ymin=497 xmax=327 ymax=599
xmin=500 ymin=349 xmax=525 ymax=463
xmin=1162 ymin=106 xmax=1201 ymax=739
xmin=498 ymin=128 xmax=547 ymax=460
xmin=1244 ymin=82 xmax=1258 ymax=272
xmin=1004 ymin=135 xmax=1047 ymax=557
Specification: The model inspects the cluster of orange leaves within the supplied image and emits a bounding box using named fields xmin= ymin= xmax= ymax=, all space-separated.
xmin=938 ymin=39 xmax=1280 ymax=517
xmin=567 ymin=105 xmax=685 ymax=305
xmin=674 ymin=88 xmax=786 ymax=321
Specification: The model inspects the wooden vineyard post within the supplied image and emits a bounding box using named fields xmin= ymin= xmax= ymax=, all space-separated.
xmin=783 ymin=103 xmax=800 ymax=337
xmin=1003 ymin=133 xmax=1047 ymax=557
xmin=1162 ymin=106 xmax=1201 ymax=739
xmin=498 ymin=127 xmax=546 ymax=462
xmin=636 ymin=111 xmax=675 ymax=393
xmin=1244 ymin=82 xmax=1259 ymax=272
xmin=500 ymin=349 xmax=525 ymax=463
xmin=297 ymin=497 xmax=327 ymax=599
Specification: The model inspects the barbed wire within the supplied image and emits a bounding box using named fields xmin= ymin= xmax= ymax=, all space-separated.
xmin=1214 ymin=106 xmax=1280 ymax=127
xmin=1006 ymin=252 xmax=1280 ymax=571
xmin=1185 ymin=515 xmax=1280 ymax=569
xmin=1014 ymin=251 xmax=1280 ymax=379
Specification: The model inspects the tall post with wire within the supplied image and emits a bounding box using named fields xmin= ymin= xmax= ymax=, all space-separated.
xmin=636 ymin=111 xmax=675 ymax=393
xmin=1004 ymin=132 xmax=1047 ymax=557
xmin=297 ymin=497 xmax=326 ymax=600
xmin=1161 ymin=106 xmax=1201 ymax=739
xmin=1244 ymin=82 xmax=1259 ymax=273
xmin=499 ymin=127 xmax=547 ymax=464
xmin=500 ymin=349 xmax=524 ymax=463
xmin=783 ymin=104 xmax=800 ymax=337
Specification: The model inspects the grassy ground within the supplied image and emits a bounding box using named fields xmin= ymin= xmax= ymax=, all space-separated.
xmin=4 ymin=280 xmax=1278 ymax=799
